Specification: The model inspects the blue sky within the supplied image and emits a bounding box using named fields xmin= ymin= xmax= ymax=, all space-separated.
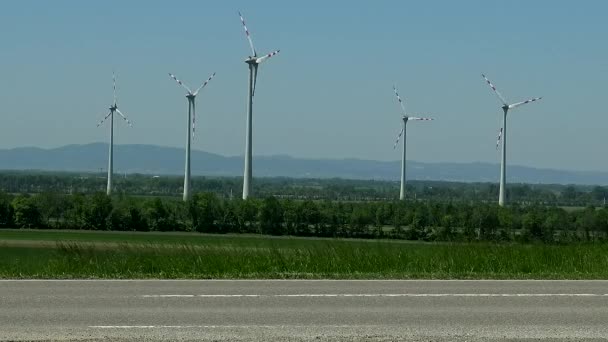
xmin=1 ymin=0 xmax=607 ymax=171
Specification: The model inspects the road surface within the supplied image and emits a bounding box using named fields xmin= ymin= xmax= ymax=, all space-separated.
xmin=1 ymin=280 xmax=608 ymax=341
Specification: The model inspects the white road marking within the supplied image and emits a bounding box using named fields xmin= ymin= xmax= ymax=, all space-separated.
xmin=89 ymin=325 xmax=358 ymax=329
xmin=143 ymin=294 xmax=196 ymax=298
xmin=141 ymin=293 xmax=608 ymax=298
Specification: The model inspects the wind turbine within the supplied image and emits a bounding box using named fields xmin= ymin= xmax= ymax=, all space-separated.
xmin=96 ymin=72 xmax=133 ymax=196
xmin=169 ymin=72 xmax=216 ymax=201
xmin=481 ymin=74 xmax=542 ymax=206
xmin=238 ymin=10 xmax=280 ymax=200
xmin=392 ymin=85 xmax=433 ymax=201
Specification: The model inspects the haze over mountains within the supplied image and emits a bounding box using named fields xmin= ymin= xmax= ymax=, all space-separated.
xmin=0 ymin=143 xmax=607 ymax=185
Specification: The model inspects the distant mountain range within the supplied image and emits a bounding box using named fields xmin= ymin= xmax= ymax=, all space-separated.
xmin=0 ymin=143 xmax=607 ymax=185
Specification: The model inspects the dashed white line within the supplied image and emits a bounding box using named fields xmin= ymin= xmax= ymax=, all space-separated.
xmin=89 ymin=325 xmax=358 ymax=329
xmin=88 ymin=325 xmax=364 ymax=329
xmin=141 ymin=293 xmax=608 ymax=298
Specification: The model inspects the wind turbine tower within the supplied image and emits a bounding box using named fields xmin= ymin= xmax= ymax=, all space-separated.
xmin=169 ymin=72 xmax=216 ymax=201
xmin=392 ymin=86 xmax=433 ymax=200
xmin=482 ymin=74 xmax=542 ymax=206
xmin=238 ymin=11 xmax=280 ymax=200
xmin=96 ymin=72 xmax=133 ymax=196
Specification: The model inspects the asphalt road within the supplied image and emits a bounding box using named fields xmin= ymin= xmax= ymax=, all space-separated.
xmin=1 ymin=280 xmax=608 ymax=341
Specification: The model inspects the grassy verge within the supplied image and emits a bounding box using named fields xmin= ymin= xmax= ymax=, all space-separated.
xmin=1 ymin=229 xmax=608 ymax=279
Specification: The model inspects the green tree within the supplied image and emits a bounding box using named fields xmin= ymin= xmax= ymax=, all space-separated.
xmin=143 ymin=198 xmax=177 ymax=232
xmin=11 ymin=195 xmax=42 ymax=228
xmin=575 ymin=206 xmax=598 ymax=241
xmin=235 ymin=199 xmax=259 ymax=233
xmin=301 ymin=200 xmax=321 ymax=234
xmin=0 ymin=191 xmax=14 ymax=227
xmin=34 ymin=192 xmax=69 ymax=228
xmin=522 ymin=210 xmax=543 ymax=240
xmin=471 ymin=205 xmax=498 ymax=240
xmin=64 ymin=193 xmax=86 ymax=229
xmin=189 ymin=193 xmax=219 ymax=233
xmin=349 ymin=205 xmax=372 ymax=237
xmin=282 ymin=200 xmax=299 ymax=235
xmin=596 ymin=208 xmax=608 ymax=238
xmin=107 ymin=206 xmax=130 ymax=231
xmin=83 ymin=193 xmax=113 ymax=230
xmin=258 ymin=197 xmax=284 ymax=235
xmin=215 ymin=200 xmax=238 ymax=233
xmin=319 ymin=200 xmax=339 ymax=237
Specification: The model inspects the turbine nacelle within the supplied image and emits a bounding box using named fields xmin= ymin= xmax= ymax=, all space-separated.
xmin=392 ymin=85 xmax=434 ymax=149
xmin=97 ymin=73 xmax=132 ymax=128
xmin=245 ymin=50 xmax=280 ymax=65
xmin=238 ymin=11 xmax=280 ymax=66
xmin=392 ymin=86 xmax=434 ymax=123
xmin=482 ymin=74 xmax=542 ymax=112
xmin=168 ymin=72 xmax=216 ymax=140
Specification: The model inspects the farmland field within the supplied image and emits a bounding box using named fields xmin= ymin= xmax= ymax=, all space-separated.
xmin=1 ymin=229 xmax=608 ymax=279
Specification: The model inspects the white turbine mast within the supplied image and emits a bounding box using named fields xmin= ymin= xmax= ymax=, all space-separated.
xmin=481 ymin=74 xmax=542 ymax=206
xmin=96 ymin=72 xmax=133 ymax=196
xmin=168 ymin=72 xmax=216 ymax=201
xmin=238 ymin=10 xmax=280 ymax=200
xmin=392 ymin=85 xmax=433 ymax=201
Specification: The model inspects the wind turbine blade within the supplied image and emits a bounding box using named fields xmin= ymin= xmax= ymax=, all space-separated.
xmin=392 ymin=85 xmax=407 ymax=116
xmin=238 ymin=11 xmax=257 ymax=56
xmin=407 ymin=116 xmax=434 ymax=121
xmin=191 ymin=101 xmax=197 ymax=140
xmin=193 ymin=72 xmax=216 ymax=96
xmin=113 ymin=71 xmax=117 ymax=105
xmin=496 ymin=127 xmax=503 ymax=150
xmin=115 ymin=109 xmax=133 ymax=127
xmin=255 ymin=50 xmax=280 ymax=64
xmin=393 ymin=127 xmax=405 ymax=149
xmin=252 ymin=65 xmax=258 ymax=97
xmin=481 ymin=74 xmax=508 ymax=106
xmin=96 ymin=111 xmax=112 ymax=127
xmin=169 ymin=73 xmax=193 ymax=94
xmin=508 ymin=97 xmax=542 ymax=109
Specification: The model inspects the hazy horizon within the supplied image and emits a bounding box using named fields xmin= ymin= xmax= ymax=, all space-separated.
xmin=4 ymin=141 xmax=608 ymax=175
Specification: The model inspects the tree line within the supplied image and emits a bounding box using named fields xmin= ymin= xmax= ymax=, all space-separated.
xmin=1 ymin=190 xmax=607 ymax=243
xmin=1 ymin=171 xmax=607 ymax=206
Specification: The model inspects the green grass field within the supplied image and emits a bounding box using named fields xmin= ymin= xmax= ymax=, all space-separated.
xmin=1 ymin=229 xmax=608 ymax=279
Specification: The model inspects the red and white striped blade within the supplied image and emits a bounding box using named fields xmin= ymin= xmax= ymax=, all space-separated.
xmin=393 ymin=127 xmax=404 ymax=149
xmin=192 ymin=108 xmax=196 ymax=139
xmin=508 ymin=97 xmax=542 ymax=109
xmin=252 ymin=64 xmax=258 ymax=96
xmin=193 ymin=72 xmax=216 ymax=96
xmin=112 ymin=72 xmax=117 ymax=105
xmin=481 ymin=74 xmax=508 ymax=106
xmin=255 ymin=50 xmax=280 ymax=64
xmin=96 ymin=111 xmax=112 ymax=127
xmin=496 ymin=127 xmax=503 ymax=150
xmin=169 ymin=73 xmax=192 ymax=94
xmin=238 ymin=11 xmax=256 ymax=56
xmin=392 ymin=85 xmax=407 ymax=116
xmin=408 ymin=116 xmax=434 ymax=121
xmin=115 ymin=109 xmax=133 ymax=127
